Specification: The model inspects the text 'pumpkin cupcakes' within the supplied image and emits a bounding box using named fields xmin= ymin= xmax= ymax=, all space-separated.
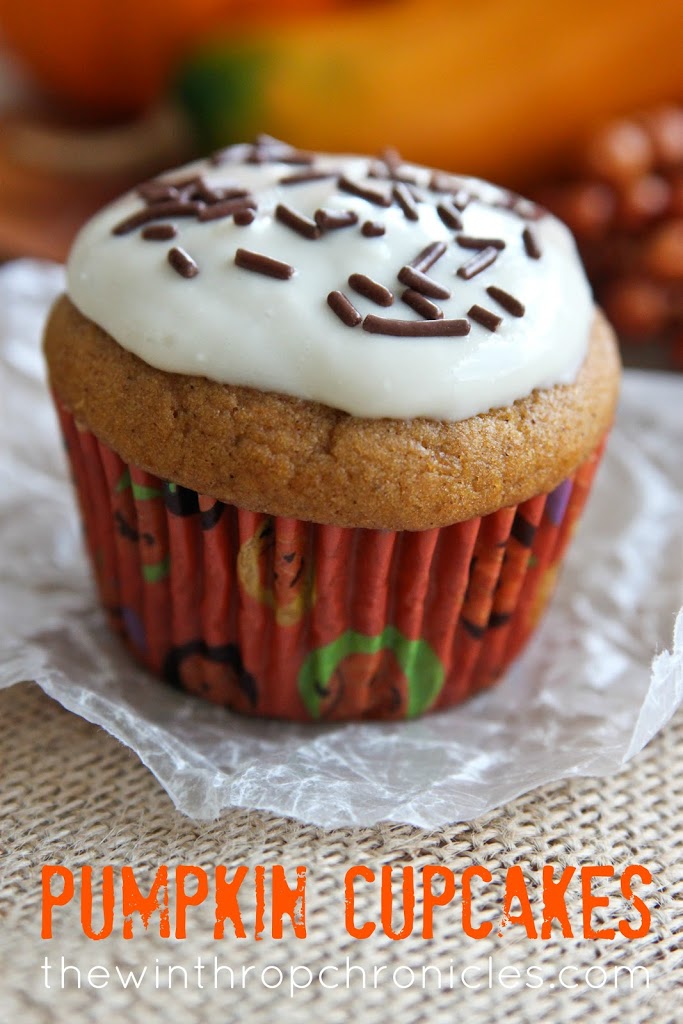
xmin=44 ymin=137 xmax=620 ymax=721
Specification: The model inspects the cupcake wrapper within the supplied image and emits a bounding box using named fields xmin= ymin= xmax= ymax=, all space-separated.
xmin=57 ymin=398 xmax=606 ymax=721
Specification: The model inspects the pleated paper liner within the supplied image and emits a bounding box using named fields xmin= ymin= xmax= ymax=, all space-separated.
xmin=56 ymin=397 xmax=606 ymax=722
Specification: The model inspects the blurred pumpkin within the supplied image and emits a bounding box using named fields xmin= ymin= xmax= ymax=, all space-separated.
xmin=0 ymin=0 xmax=343 ymax=116
xmin=175 ymin=0 xmax=683 ymax=182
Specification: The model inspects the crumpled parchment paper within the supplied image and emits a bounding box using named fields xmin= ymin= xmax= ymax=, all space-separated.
xmin=1 ymin=259 xmax=681 ymax=828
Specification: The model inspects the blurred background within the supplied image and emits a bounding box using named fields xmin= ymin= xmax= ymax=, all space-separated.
xmin=0 ymin=0 xmax=680 ymax=367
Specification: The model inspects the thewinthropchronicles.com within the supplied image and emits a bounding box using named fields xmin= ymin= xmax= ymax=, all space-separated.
xmin=40 ymin=955 xmax=649 ymax=998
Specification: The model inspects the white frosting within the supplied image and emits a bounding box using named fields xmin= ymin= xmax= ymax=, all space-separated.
xmin=67 ymin=146 xmax=594 ymax=421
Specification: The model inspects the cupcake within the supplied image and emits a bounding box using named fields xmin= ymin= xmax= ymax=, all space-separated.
xmin=44 ymin=136 xmax=620 ymax=721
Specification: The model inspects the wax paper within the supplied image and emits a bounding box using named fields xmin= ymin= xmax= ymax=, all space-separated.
xmin=1 ymin=260 xmax=681 ymax=828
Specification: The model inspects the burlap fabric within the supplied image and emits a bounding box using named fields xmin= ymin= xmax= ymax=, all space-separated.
xmin=1 ymin=682 xmax=682 ymax=1024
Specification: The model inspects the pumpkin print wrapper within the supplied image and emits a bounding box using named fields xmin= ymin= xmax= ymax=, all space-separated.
xmin=56 ymin=397 xmax=606 ymax=722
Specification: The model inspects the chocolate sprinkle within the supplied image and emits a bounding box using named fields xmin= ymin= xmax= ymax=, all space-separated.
xmin=436 ymin=200 xmax=463 ymax=230
xmin=235 ymin=248 xmax=294 ymax=280
xmin=275 ymin=203 xmax=320 ymax=239
xmin=456 ymin=235 xmax=506 ymax=250
xmin=248 ymin=137 xmax=315 ymax=166
xmin=233 ymin=208 xmax=255 ymax=226
xmin=486 ymin=285 xmax=525 ymax=317
xmin=494 ymin=189 xmax=546 ymax=221
xmin=280 ymin=169 xmax=337 ymax=186
xmin=216 ymin=187 xmax=251 ymax=200
xmin=409 ymin=241 xmax=447 ymax=272
xmin=369 ymin=166 xmax=420 ymax=187
xmin=163 ymin=174 xmax=203 ymax=193
xmin=361 ymin=221 xmax=386 ymax=237
xmin=198 ymin=197 xmax=257 ymax=222
xmin=254 ymin=133 xmax=286 ymax=147
xmin=397 ymin=265 xmax=450 ymax=299
xmin=194 ymin=180 xmax=227 ymax=204
xmin=522 ymin=227 xmax=542 ymax=259
xmin=137 ymin=181 xmax=181 ymax=204
xmin=314 ymin=208 xmax=359 ymax=231
xmin=401 ymin=289 xmax=444 ymax=320
xmin=338 ymin=175 xmax=391 ymax=207
xmin=429 ymin=172 xmax=460 ymax=193
xmin=468 ymin=304 xmax=502 ymax=331
xmin=457 ymin=246 xmax=499 ymax=279
xmin=363 ymin=315 xmax=470 ymax=337
xmin=209 ymin=143 xmax=252 ymax=166
xmin=366 ymin=149 xmax=414 ymax=182
xmin=198 ymin=185 xmax=250 ymax=204
xmin=112 ymin=200 xmax=202 ymax=235
xmin=167 ymin=247 xmax=199 ymax=278
xmin=392 ymin=182 xmax=419 ymax=220
xmin=381 ymin=146 xmax=402 ymax=173
xmin=348 ymin=273 xmax=394 ymax=307
xmin=327 ymin=290 xmax=362 ymax=327
xmin=273 ymin=152 xmax=317 ymax=166
xmin=520 ymin=201 xmax=546 ymax=221
xmin=451 ymin=188 xmax=473 ymax=211
xmin=141 ymin=223 xmax=177 ymax=241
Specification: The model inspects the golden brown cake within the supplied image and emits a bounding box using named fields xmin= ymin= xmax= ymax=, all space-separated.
xmin=46 ymin=296 xmax=617 ymax=530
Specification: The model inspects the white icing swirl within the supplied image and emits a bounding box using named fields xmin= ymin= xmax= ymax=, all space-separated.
xmin=66 ymin=146 xmax=594 ymax=421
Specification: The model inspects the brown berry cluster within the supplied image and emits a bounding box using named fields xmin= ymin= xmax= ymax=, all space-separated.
xmin=535 ymin=106 xmax=683 ymax=369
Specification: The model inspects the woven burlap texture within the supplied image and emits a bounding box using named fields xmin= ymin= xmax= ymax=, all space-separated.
xmin=1 ymin=682 xmax=682 ymax=1024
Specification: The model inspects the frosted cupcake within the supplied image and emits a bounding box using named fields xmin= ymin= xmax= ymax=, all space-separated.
xmin=45 ymin=137 xmax=620 ymax=720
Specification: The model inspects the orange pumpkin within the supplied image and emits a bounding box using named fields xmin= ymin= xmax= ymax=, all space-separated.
xmin=176 ymin=0 xmax=683 ymax=182
xmin=0 ymin=0 xmax=342 ymax=116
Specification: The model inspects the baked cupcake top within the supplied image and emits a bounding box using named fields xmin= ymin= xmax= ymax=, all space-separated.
xmin=67 ymin=136 xmax=593 ymax=422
